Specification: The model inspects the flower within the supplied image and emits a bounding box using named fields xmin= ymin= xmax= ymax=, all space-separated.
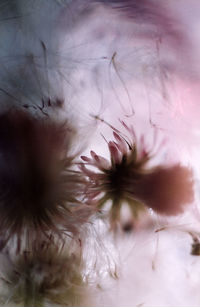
xmin=0 ymin=109 xmax=91 ymax=251
xmin=80 ymin=120 xmax=194 ymax=229
xmin=0 ymin=241 xmax=87 ymax=306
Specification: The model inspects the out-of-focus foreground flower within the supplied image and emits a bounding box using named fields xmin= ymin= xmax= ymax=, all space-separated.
xmin=0 ymin=109 xmax=91 ymax=252
xmin=0 ymin=242 xmax=88 ymax=307
xmin=81 ymin=120 xmax=194 ymax=228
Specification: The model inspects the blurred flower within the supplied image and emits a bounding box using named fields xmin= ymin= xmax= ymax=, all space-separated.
xmin=0 ymin=242 xmax=88 ymax=306
xmin=0 ymin=109 xmax=91 ymax=251
xmin=98 ymin=0 xmax=185 ymax=44
xmin=80 ymin=120 xmax=194 ymax=229
xmin=187 ymin=232 xmax=200 ymax=256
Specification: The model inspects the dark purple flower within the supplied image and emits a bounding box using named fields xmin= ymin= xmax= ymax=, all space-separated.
xmin=0 ymin=110 xmax=91 ymax=251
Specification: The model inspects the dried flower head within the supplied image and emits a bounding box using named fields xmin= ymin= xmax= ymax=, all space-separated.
xmin=0 ymin=109 xmax=91 ymax=251
xmin=80 ymin=120 xmax=194 ymax=228
xmin=0 ymin=242 xmax=87 ymax=306
xmin=187 ymin=232 xmax=200 ymax=256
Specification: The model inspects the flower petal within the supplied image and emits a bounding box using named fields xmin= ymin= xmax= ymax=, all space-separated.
xmin=131 ymin=165 xmax=194 ymax=216
xmin=108 ymin=141 xmax=122 ymax=165
xmin=113 ymin=131 xmax=127 ymax=154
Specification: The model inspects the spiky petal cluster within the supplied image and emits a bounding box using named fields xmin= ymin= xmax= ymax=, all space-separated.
xmin=81 ymin=121 xmax=194 ymax=228
xmin=0 ymin=109 xmax=90 ymax=251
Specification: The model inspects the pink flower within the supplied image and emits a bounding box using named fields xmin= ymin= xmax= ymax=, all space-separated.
xmin=81 ymin=121 xmax=194 ymax=228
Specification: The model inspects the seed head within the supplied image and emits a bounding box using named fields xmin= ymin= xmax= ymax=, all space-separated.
xmin=81 ymin=121 xmax=194 ymax=229
xmin=1 ymin=242 xmax=87 ymax=306
xmin=0 ymin=109 xmax=90 ymax=251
